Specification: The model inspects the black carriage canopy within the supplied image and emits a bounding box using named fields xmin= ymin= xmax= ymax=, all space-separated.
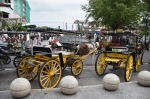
xmin=0 ymin=31 xmax=29 ymax=34
xmin=101 ymin=31 xmax=139 ymax=36
xmin=27 ymin=27 xmax=82 ymax=34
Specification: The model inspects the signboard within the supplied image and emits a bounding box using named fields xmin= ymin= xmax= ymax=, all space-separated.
xmin=116 ymin=29 xmax=123 ymax=32
xmin=112 ymin=48 xmax=127 ymax=52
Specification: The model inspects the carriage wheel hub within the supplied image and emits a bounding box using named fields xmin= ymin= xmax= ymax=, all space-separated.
xmin=49 ymin=70 xmax=54 ymax=77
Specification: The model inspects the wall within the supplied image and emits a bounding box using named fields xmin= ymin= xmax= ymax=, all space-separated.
xmin=0 ymin=6 xmax=20 ymax=18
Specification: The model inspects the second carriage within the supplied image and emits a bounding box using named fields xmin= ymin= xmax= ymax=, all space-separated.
xmin=95 ymin=31 xmax=145 ymax=82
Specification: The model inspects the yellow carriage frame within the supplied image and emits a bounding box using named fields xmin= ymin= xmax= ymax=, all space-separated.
xmin=17 ymin=28 xmax=99 ymax=89
xmin=95 ymin=31 xmax=145 ymax=82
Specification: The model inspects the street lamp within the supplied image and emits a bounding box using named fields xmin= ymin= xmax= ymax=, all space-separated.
xmin=72 ymin=24 xmax=74 ymax=31
xmin=144 ymin=14 xmax=150 ymax=51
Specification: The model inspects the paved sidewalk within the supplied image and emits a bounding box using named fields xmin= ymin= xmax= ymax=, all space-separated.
xmin=0 ymin=81 xmax=150 ymax=99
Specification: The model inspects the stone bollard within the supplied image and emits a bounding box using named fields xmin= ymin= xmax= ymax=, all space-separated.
xmin=60 ymin=75 xmax=78 ymax=95
xmin=137 ymin=70 xmax=150 ymax=87
xmin=10 ymin=78 xmax=31 ymax=98
xmin=103 ymin=73 xmax=120 ymax=91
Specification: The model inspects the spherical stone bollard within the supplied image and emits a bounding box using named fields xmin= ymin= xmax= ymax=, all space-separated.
xmin=137 ymin=70 xmax=150 ymax=87
xmin=60 ymin=75 xmax=78 ymax=95
xmin=10 ymin=78 xmax=31 ymax=98
xmin=103 ymin=73 xmax=120 ymax=91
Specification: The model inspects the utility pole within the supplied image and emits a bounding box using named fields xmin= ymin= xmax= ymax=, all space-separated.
xmin=72 ymin=24 xmax=74 ymax=31
xmin=58 ymin=26 xmax=60 ymax=29
xmin=65 ymin=23 xmax=67 ymax=30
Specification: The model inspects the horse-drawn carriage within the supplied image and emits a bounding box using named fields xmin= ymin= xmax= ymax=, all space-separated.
xmin=0 ymin=31 xmax=29 ymax=70
xmin=17 ymin=28 xmax=100 ymax=89
xmin=95 ymin=31 xmax=145 ymax=81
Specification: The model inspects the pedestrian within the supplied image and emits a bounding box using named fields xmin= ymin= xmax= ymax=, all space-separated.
xmin=88 ymin=34 xmax=92 ymax=42
xmin=20 ymin=35 xmax=24 ymax=49
xmin=48 ymin=36 xmax=53 ymax=45
xmin=37 ymin=35 xmax=41 ymax=45
xmin=23 ymin=36 xmax=26 ymax=49
xmin=95 ymin=35 xmax=99 ymax=42
xmin=94 ymin=33 xmax=97 ymax=42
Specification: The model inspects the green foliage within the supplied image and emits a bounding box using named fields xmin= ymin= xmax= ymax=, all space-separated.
xmin=103 ymin=42 xmax=110 ymax=47
xmin=0 ymin=11 xmax=2 ymax=16
xmin=139 ymin=31 xmax=144 ymax=37
xmin=8 ymin=23 xmax=27 ymax=31
xmin=24 ymin=25 xmax=37 ymax=29
xmin=82 ymin=0 xmax=147 ymax=30
xmin=139 ymin=31 xmax=150 ymax=38
xmin=41 ymin=26 xmax=47 ymax=29
xmin=143 ymin=0 xmax=150 ymax=11
xmin=130 ymin=42 xmax=136 ymax=46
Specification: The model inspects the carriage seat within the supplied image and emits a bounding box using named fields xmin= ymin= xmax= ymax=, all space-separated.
xmin=0 ymin=47 xmax=12 ymax=55
xmin=33 ymin=46 xmax=52 ymax=57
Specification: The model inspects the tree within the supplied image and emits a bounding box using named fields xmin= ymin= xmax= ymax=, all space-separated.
xmin=143 ymin=0 xmax=150 ymax=11
xmin=8 ymin=23 xmax=27 ymax=31
xmin=82 ymin=0 xmax=147 ymax=30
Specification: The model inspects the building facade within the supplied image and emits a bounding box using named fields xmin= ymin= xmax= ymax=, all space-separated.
xmin=13 ymin=0 xmax=30 ymax=22
xmin=0 ymin=0 xmax=30 ymax=22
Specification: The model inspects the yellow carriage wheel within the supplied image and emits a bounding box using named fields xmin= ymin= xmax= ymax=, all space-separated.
xmin=38 ymin=60 xmax=62 ymax=89
xmin=95 ymin=52 xmax=107 ymax=76
xmin=135 ymin=57 xmax=141 ymax=72
xmin=125 ymin=55 xmax=133 ymax=82
xmin=17 ymin=55 xmax=39 ymax=81
xmin=71 ymin=59 xmax=83 ymax=76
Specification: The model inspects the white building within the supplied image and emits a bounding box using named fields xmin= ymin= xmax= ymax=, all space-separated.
xmin=0 ymin=0 xmax=30 ymax=30
xmin=0 ymin=3 xmax=20 ymax=18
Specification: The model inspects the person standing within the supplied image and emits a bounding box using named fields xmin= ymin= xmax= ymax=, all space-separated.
xmin=20 ymin=35 xmax=24 ymax=49
xmin=88 ymin=34 xmax=92 ymax=42
xmin=94 ymin=33 xmax=97 ymax=42
xmin=37 ymin=34 xmax=41 ymax=45
xmin=95 ymin=36 xmax=99 ymax=42
xmin=23 ymin=36 xmax=26 ymax=49
xmin=48 ymin=36 xmax=53 ymax=45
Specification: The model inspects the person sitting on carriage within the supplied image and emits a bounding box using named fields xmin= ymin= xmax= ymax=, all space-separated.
xmin=88 ymin=34 xmax=92 ymax=42
xmin=95 ymin=36 xmax=99 ymax=42
xmin=48 ymin=36 xmax=53 ymax=45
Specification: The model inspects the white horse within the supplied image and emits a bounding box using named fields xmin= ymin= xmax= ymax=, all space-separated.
xmin=45 ymin=40 xmax=99 ymax=66
xmin=45 ymin=40 xmax=63 ymax=51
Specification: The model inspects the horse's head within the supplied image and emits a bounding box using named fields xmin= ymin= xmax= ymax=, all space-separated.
xmin=46 ymin=41 xmax=62 ymax=51
xmin=51 ymin=42 xmax=58 ymax=49
xmin=77 ymin=43 xmax=90 ymax=56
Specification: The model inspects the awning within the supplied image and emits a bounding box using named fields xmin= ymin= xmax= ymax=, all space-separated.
xmin=0 ymin=31 xmax=29 ymax=34
xmin=1 ymin=18 xmax=28 ymax=25
xmin=28 ymin=28 xmax=82 ymax=34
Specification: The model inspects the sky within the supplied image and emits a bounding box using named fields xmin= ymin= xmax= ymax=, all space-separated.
xmin=27 ymin=0 xmax=88 ymax=30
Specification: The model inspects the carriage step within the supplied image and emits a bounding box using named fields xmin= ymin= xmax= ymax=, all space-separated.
xmin=105 ymin=58 xmax=120 ymax=63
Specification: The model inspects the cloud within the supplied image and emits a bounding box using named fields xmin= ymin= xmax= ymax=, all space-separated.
xmin=27 ymin=0 xmax=88 ymax=30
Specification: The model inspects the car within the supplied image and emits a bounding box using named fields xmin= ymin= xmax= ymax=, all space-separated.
xmin=59 ymin=35 xmax=89 ymax=45
xmin=0 ymin=40 xmax=10 ymax=50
